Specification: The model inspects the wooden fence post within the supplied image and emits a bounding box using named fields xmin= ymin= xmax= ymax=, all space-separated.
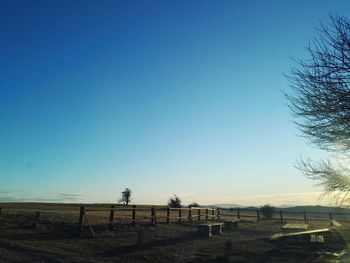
xmin=79 ymin=206 xmax=85 ymax=233
xmin=303 ymin=211 xmax=307 ymax=224
xmin=151 ymin=207 xmax=154 ymax=224
xmin=154 ymin=207 xmax=157 ymax=225
xmin=206 ymin=208 xmax=209 ymax=221
xmin=178 ymin=209 xmax=182 ymax=223
xmin=188 ymin=208 xmax=192 ymax=222
xmin=256 ymin=210 xmax=260 ymax=222
xmin=280 ymin=210 xmax=283 ymax=223
xmin=151 ymin=207 xmax=157 ymax=225
xmin=132 ymin=205 xmax=136 ymax=226
xmin=237 ymin=209 xmax=240 ymax=220
xmin=198 ymin=209 xmax=201 ymax=222
xmin=329 ymin=212 xmax=333 ymax=225
xmin=109 ymin=205 xmax=115 ymax=223
xmin=166 ymin=207 xmax=170 ymax=224
xmin=212 ymin=209 xmax=215 ymax=221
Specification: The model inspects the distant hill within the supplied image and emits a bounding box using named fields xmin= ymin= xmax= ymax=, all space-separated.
xmin=280 ymin=205 xmax=350 ymax=213
xmin=210 ymin=204 xmax=243 ymax=209
xmin=209 ymin=204 xmax=350 ymax=213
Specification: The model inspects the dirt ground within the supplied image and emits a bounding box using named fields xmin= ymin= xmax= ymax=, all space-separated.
xmin=0 ymin=204 xmax=349 ymax=262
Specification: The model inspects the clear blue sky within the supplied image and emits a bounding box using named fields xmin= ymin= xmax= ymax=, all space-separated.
xmin=1 ymin=0 xmax=349 ymax=205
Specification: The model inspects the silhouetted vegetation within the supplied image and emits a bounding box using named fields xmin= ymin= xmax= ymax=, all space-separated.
xmin=188 ymin=202 xmax=199 ymax=208
xmin=260 ymin=204 xmax=275 ymax=219
xmin=119 ymin=188 xmax=132 ymax=206
xmin=286 ymin=15 xmax=350 ymax=205
xmin=168 ymin=195 xmax=182 ymax=208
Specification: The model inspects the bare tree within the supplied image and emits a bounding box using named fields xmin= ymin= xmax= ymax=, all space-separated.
xmin=286 ymin=15 xmax=350 ymax=206
xmin=119 ymin=188 xmax=132 ymax=206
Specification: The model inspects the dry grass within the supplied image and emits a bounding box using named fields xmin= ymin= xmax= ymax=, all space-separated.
xmin=0 ymin=203 xmax=349 ymax=262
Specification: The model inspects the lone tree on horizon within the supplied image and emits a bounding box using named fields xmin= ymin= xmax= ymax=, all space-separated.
xmin=119 ymin=188 xmax=132 ymax=206
xmin=168 ymin=194 xmax=182 ymax=208
xmin=286 ymin=15 xmax=350 ymax=206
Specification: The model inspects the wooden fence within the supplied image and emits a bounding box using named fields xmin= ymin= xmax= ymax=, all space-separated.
xmin=79 ymin=205 xmax=220 ymax=225
xmin=219 ymin=208 xmax=350 ymax=224
xmin=79 ymin=205 xmax=219 ymax=235
xmin=78 ymin=206 xmax=350 ymax=236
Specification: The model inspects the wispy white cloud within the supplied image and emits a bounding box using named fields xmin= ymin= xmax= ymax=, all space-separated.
xmin=0 ymin=188 xmax=16 ymax=195
xmin=58 ymin=193 xmax=82 ymax=197
xmin=0 ymin=190 xmax=88 ymax=203
xmin=0 ymin=188 xmax=17 ymax=201
xmin=176 ymin=192 xmax=196 ymax=197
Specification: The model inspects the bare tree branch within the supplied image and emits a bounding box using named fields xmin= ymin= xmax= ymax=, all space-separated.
xmin=286 ymin=15 xmax=350 ymax=205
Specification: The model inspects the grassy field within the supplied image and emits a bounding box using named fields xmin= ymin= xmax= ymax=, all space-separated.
xmin=0 ymin=203 xmax=349 ymax=262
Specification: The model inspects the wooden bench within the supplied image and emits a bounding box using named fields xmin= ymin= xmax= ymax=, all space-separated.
xmin=197 ymin=223 xmax=224 ymax=237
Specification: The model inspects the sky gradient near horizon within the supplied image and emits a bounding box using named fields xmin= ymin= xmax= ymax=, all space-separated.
xmin=1 ymin=0 xmax=350 ymax=206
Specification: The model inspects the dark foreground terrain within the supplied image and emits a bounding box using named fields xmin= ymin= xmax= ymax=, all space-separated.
xmin=0 ymin=203 xmax=349 ymax=262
